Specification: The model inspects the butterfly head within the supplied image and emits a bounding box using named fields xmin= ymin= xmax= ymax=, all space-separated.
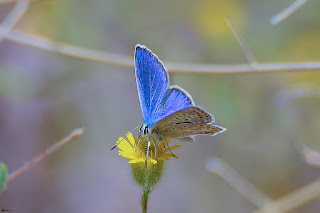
xmin=139 ymin=123 xmax=150 ymax=137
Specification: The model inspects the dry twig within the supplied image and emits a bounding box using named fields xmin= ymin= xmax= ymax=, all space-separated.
xmin=0 ymin=0 xmax=16 ymax=5
xmin=255 ymin=177 xmax=320 ymax=213
xmin=3 ymin=29 xmax=320 ymax=74
xmin=0 ymin=0 xmax=29 ymax=42
xmin=6 ymin=128 xmax=84 ymax=184
xmin=206 ymin=157 xmax=272 ymax=208
xmin=226 ymin=17 xmax=257 ymax=66
xmin=271 ymin=0 xmax=309 ymax=25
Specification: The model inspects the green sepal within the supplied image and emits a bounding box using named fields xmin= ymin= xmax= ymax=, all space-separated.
xmin=131 ymin=161 xmax=165 ymax=213
xmin=0 ymin=162 xmax=8 ymax=191
xmin=131 ymin=161 xmax=164 ymax=192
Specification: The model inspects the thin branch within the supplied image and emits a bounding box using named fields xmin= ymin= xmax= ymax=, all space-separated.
xmin=255 ymin=177 xmax=320 ymax=213
xmin=298 ymin=143 xmax=320 ymax=167
xmin=273 ymin=85 xmax=320 ymax=167
xmin=3 ymin=29 xmax=320 ymax=74
xmin=166 ymin=62 xmax=320 ymax=74
xmin=0 ymin=0 xmax=16 ymax=5
xmin=226 ymin=17 xmax=257 ymax=66
xmin=271 ymin=0 xmax=309 ymax=25
xmin=6 ymin=30 xmax=133 ymax=66
xmin=206 ymin=157 xmax=273 ymax=208
xmin=273 ymin=85 xmax=320 ymax=110
xmin=0 ymin=0 xmax=29 ymax=42
xmin=6 ymin=128 xmax=84 ymax=184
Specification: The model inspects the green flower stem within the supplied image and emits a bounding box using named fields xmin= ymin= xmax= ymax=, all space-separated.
xmin=141 ymin=188 xmax=150 ymax=213
xmin=6 ymin=128 xmax=83 ymax=185
xmin=131 ymin=161 xmax=164 ymax=213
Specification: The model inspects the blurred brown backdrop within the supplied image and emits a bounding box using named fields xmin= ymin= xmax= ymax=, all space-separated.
xmin=1 ymin=0 xmax=320 ymax=212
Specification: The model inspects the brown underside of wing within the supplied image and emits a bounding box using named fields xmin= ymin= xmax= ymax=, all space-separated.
xmin=156 ymin=123 xmax=224 ymax=138
xmin=151 ymin=106 xmax=213 ymax=131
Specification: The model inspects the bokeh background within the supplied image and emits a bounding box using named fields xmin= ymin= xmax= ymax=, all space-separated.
xmin=1 ymin=0 xmax=320 ymax=212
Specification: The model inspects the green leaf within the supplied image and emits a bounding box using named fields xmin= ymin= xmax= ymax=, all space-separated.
xmin=0 ymin=162 xmax=8 ymax=191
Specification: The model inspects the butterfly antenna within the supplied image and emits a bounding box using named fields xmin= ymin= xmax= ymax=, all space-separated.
xmin=110 ymin=137 xmax=124 ymax=150
xmin=111 ymin=126 xmax=140 ymax=150
xmin=164 ymin=139 xmax=178 ymax=159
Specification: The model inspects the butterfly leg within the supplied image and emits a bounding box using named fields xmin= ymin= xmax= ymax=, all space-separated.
xmin=134 ymin=135 xmax=143 ymax=151
xmin=164 ymin=138 xmax=178 ymax=159
xmin=149 ymin=134 xmax=159 ymax=158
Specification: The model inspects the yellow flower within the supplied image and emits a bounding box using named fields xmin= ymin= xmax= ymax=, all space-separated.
xmin=117 ymin=132 xmax=181 ymax=164
xmin=116 ymin=132 xmax=182 ymax=212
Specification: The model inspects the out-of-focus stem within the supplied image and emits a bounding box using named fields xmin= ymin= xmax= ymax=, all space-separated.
xmin=271 ymin=0 xmax=309 ymax=25
xmin=206 ymin=157 xmax=273 ymax=208
xmin=255 ymin=177 xmax=320 ymax=213
xmin=0 ymin=0 xmax=29 ymax=42
xmin=3 ymin=30 xmax=320 ymax=74
xmin=6 ymin=128 xmax=84 ymax=184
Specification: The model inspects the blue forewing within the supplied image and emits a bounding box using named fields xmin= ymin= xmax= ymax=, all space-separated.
xmin=134 ymin=45 xmax=193 ymax=128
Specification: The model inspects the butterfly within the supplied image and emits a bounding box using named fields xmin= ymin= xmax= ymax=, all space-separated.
xmin=134 ymin=44 xmax=226 ymax=146
xmin=135 ymin=44 xmax=226 ymax=145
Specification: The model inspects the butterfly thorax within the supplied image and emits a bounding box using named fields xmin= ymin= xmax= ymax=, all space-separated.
xmin=139 ymin=123 xmax=166 ymax=143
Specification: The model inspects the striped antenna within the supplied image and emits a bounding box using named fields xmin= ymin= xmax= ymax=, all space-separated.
xmin=110 ymin=126 xmax=140 ymax=150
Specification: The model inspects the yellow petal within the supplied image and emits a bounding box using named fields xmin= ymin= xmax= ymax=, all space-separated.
xmin=126 ymin=132 xmax=137 ymax=146
xmin=118 ymin=151 xmax=135 ymax=159
xmin=158 ymin=157 xmax=171 ymax=161
xmin=117 ymin=137 xmax=133 ymax=151
xmin=129 ymin=158 xmax=145 ymax=164
xmin=163 ymin=145 xmax=181 ymax=152
xmin=160 ymin=153 xmax=179 ymax=159
xmin=150 ymin=159 xmax=158 ymax=164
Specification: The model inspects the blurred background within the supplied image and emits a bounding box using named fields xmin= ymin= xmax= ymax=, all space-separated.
xmin=1 ymin=0 xmax=320 ymax=212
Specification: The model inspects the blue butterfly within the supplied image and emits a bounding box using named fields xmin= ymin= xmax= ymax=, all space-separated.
xmin=135 ymin=44 xmax=226 ymax=144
